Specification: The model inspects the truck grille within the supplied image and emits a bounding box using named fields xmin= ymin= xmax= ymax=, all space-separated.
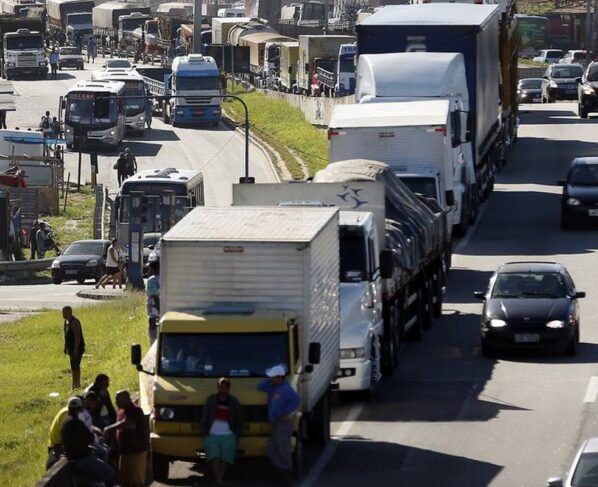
xmin=184 ymin=96 xmax=212 ymax=105
xmin=155 ymin=404 xmax=268 ymax=422
xmin=17 ymin=53 xmax=37 ymax=67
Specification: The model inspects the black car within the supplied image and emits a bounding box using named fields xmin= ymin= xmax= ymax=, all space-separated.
xmin=578 ymin=62 xmax=598 ymax=118
xmin=142 ymin=233 xmax=161 ymax=276
xmin=559 ymin=157 xmax=598 ymax=228
xmin=518 ymin=78 xmax=543 ymax=103
xmin=542 ymin=63 xmax=584 ymax=102
xmin=474 ymin=262 xmax=585 ymax=356
xmin=51 ymin=239 xmax=128 ymax=284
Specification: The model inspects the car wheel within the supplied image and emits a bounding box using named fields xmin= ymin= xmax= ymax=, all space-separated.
xmin=76 ymin=277 xmax=85 ymax=284
xmin=53 ymin=278 xmax=62 ymax=285
xmin=579 ymin=105 xmax=588 ymax=118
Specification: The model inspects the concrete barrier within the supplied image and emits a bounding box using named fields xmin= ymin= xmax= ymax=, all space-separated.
xmin=33 ymin=458 xmax=76 ymax=487
xmin=0 ymin=257 xmax=53 ymax=278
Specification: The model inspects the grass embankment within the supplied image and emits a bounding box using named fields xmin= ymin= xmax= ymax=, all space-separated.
xmin=519 ymin=58 xmax=549 ymax=68
xmin=23 ymin=184 xmax=96 ymax=259
xmin=518 ymin=0 xmax=555 ymax=16
xmin=0 ymin=295 xmax=147 ymax=487
xmin=225 ymin=84 xmax=328 ymax=178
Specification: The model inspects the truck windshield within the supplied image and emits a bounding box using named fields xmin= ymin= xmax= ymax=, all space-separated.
xmin=175 ymin=76 xmax=219 ymax=91
xmin=68 ymin=14 xmax=91 ymax=25
xmin=399 ymin=176 xmax=439 ymax=201
xmin=66 ymin=93 xmax=117 ymax=125
xmin=159 ymin=332 xmax=290 ymax=378
xmin=122 ymin=19 xmax=145 ymax=31
xmin=146 ymin=22 xmax=158 ymax=35
xmin=340 ymin=233 xmax=367 ymax=282
xmin=6 ymin=36 xmax=43 ymax=50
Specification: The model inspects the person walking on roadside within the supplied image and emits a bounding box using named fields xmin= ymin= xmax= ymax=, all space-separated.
xmin=146 ymin=260 xmax=160 ymax=345
xmin=61 ymin=396 xmax=117 ymax=485
xmin=96 ymin=238 xmax=122 ymax=289
xmin=63 ymin=306 xmax=85 ymax=390
xmin=29 ymin=220 xmax=39 ymax=259
xmin=257 ymin=365 xmax=300 ymax=485
xmin=200 ymin=377 xmax=244 ymax=487
xmin=124 ymin=147 xmax=137 ymax=177
xmin=87 ymin=36 xmax=96 ymax=64
xmin=49 ymin=49 xmax=59 ymax=80
xmin=104 ymin=390 xmax=148 ymax=487
xmin=144 ymin=88 xmax=152 ymax=129
xmin=40 ymin=110 xmax=52 ymax=137
xmin=86 ymin=373 xmax=117 ymax=429
xmin=36 ymin=222 xmax=48 ymax=258
xmin=51 ymin=117 xmax=61 ymax=139
xmin=0 ymin=109 xmax=7 ymax=129
xmin=115 ymin=152 xmax=127 ymax=186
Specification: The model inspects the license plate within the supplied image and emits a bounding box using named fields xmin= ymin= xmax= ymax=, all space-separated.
xmin=589 ymin=209 xmax=598 ymax=216
xmin=566 ymin=89 xmax=577 ymax=94
xmin=514 ymin=333 xmax=540 ymax=343
xmin=532 ymin=98 xmax=541 ymax=103
xmin=65 ymin=270 xmax=78 ymax=275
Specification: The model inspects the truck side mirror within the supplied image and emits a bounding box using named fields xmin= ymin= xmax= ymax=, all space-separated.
xmin=61 ymin=98 xmax=66 ymax=110
xmin=379 ymin=249 xmax=393 ymax=279
xmin=308 ymin=342 xmax=321 ymax=364
xmin=445 ymin=190 xmax=455 ymax=207
xmin=304 ymin=62 xmax=309 ymax=73
xmin=473 ymin=291 xmax=486 ymax=300
xmin=547 ymin=478 xmax=563 ymax=487
xmin=131 ymin=343 xmax=142 ymax=366
xmin=451 ymin=111 xmax=461 ymax=148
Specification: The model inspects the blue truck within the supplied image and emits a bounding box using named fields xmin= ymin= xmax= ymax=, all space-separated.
xmin=357 ymin=3 xmax=502 ymax=206
xmin=137 ymin=54 xmax=221 ymax=127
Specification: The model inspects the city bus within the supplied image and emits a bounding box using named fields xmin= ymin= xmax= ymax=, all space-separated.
xmin=516 ymin=15 xmax=549 ymax=58
xmin=91 ymin=70 xmax=148 ymax=133
xmin=63 ymin=80 xmax=127 ymax=150
xmin=115 ymin=167 xmax=205 ymax=245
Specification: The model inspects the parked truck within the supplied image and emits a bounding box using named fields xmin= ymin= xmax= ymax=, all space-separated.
xmin=46 ymin=0 xmax=93 ymax=39
xmin=65 ymin=12 xmax=92 ymax=44
xmin=137 ymin=54 xmax=221 ymax=127
xmin=2 ymin=26 xmax=46 ymax=79
xmin=316 ymin=43 xmax=356 ymax=97
xmin=211 ymin=16 xmax=251 ymax=45
xmin=0 ymin=0 xmax=44 ymax=17
xmin=92 ymin=2 xmax=150 ymax=55
xmin=355 ymin=52 xmax=476 ymax=235
xmin=312 ymin=159 xmax=449 ymax=376
xmin=131 ymin=206 xmax=340 ymax=480
xmin=357 ymin=4 xmax=503 ymax=204
xmin=233 ymin=182 xmax=387 ymax=395
xmin=118 ymin=11 xmax=151 ymax=54
xmin=278 ymin=40 xmax=298 ymax=92
xmin=296 ymin=35 xmax=355 ymax=95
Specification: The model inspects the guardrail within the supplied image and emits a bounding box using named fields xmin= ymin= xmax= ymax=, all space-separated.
xmin=34 ymin=458 xmax=76 ymax=487
xmin=0 ymin=258 xmax=53 ymax=277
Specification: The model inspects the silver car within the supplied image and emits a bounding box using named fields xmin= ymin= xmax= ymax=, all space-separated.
xmin=548 ymin=437 xmax=598 ymax=486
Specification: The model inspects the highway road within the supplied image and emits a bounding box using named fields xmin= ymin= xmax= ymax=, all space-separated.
xmin=0 ymin=58 xmax=278 ymax=312
xmin=150 ymin=103 xmax=598 ymax=487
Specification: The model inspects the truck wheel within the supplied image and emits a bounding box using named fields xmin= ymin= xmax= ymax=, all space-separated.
xmin=292 ymin=421 xmax=305 ymax=479
xmin=381 ymin=303 xmax=398 ymax=376
xmin=422 ymin=278 xmax=434 ymax=329
xmin=152 ymin=453 xmax=169 ymax=482
xmin=406 ymin=290 xmax=424 ymax=341
xmin=433 ymin=270 xmax=444 ymax=318
xmin=307 ymin=391 xmax=330 ymax=446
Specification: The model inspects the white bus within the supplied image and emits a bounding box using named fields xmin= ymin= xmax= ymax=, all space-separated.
xmin=91 ymin=70 xmax=147 ymax=133
xmin=63 ymin=80 xmax=126 ymax=149
xmin=115 ymin=167 xmax=205 ymax=245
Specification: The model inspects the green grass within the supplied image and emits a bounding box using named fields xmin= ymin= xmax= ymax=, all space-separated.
xmin=519 ymin=58 xmax=548 ymax=67
xmin=23 ymin=184 xmax=96 ymax=259
xmin=0 ymin=295 xmax=147 ymax=487
xmin=518 ymin=0 xmax=555 ymax=16
xmin=225 ymin=84 xmax=329 ymax=178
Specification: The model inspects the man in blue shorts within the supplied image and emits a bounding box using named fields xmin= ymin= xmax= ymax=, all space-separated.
xmin=200 ymin=378 xmax=244 ymax=486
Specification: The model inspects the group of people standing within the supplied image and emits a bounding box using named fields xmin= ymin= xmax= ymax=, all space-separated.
xmin=115 ymin=147 xmax=138 ymax=186
xmin=47 ymin=373 xmax=148 ymax=487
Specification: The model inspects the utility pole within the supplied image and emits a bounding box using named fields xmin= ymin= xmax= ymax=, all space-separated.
xmin=587 ymin=0 xmax=592 ymax=50
xmin=594 ymin=0 xmax=598 ymax=52
xmin=193 ymin=0 xmax=202 ymax=54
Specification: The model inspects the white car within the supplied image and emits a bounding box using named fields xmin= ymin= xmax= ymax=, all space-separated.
xmin=102 ymin=59 xmax=134 ymax=72
xmin=58 ymin=46 xmax=84 ymax=70
xmin=548 ymin=437 xmax=598 ymax=486
xmin=533 ymin=49 xmax=563 ymax=64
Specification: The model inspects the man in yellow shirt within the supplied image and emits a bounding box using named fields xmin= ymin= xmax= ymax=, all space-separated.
xmin=46 ymin=405 xmax=69 ymax=469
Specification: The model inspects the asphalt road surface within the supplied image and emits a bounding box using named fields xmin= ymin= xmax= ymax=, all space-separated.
xmin=149 ymin=103 xmax=598 ymax=487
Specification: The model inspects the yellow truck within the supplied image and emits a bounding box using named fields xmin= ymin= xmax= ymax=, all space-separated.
xmin=131 ymin=206 xmax=340 ymax=481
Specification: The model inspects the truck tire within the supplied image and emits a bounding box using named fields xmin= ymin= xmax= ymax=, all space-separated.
xmin=307 ymin=391 xmax=330 ymax=446
xmin=433 ymin=269 xmax=444 ymax=318
xmin=381 ymin=303 xmax=399 ymax=376
xmin=422 ymin=277 xmax=434 ymax=329
xmin=152 ymin=453 xmax=169 ymax=482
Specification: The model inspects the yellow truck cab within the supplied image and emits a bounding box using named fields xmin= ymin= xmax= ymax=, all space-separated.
xmin=132 ymin=206 xmax=341 ymax=481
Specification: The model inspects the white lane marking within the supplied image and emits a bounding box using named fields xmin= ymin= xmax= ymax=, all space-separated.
xmin=299 ymin=403 xmax=363 ymax=487
xmin=455 ymin=200 xmax=489 ymax=254
xmin=583 ymin=377 xmax=598 ymax=403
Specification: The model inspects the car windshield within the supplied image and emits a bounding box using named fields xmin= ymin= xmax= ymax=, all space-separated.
xmin=574 ymin=52 xmax=589 ymax=60
xmin=521 ymin=79 xmax=543 ymax=89
xmin=547 ymin=51 xmax=562 ymax=59
xmin=569 ymin=165 xmax=598 ymax=185
xmin=571 ymin=451 xmax=598 ymax=486
xmin=159 ymin=333 xmax=290 ymax=377
xmin=143 ymin=235 xmax=160 ymax=248
xmin=491 ymin=272 xmax=568 ymax=299
xmin=552 ymin=66 xmax=584 ymax=78
xmin=60 ymin=48 xmax=80 ymax=55
xmin=107 ymin=60 xmax=132 ymax=69
xmin=63 ymin=241 xmax=105 ymax=256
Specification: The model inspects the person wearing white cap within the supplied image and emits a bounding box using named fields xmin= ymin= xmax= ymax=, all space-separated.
xmin=257 ymin=364 xmax=300 ymax=484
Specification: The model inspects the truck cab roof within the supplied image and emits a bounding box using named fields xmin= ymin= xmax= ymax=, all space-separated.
xmin=171 ymin=54 xmax=219 ymax=76
xmin=160 ymin=310 xmax=294 ymax=333
xmin=329 ymin=99 xmax=450 ymax=129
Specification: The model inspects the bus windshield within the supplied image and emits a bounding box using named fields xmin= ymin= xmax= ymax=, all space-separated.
xmin=6 ymin=36 xmax=43 ymax=50
xmin=66 ymin=92 xmax=117 ymax=125
xmin=123 ymin=80 xmax=145 ymax=115
xmin=119 ymin=194 xmax=188 ymax=233
xmin=175 ymin=76 xmax=219 ymax=91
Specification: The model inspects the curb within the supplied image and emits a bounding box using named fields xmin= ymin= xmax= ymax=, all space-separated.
xmin=76 ymin=289 xmax=125 ymax=301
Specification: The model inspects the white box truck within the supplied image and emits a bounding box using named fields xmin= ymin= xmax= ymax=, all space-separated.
xmin=131 ymin=206 xmax=340 ymax=481
xmin=328 ymin=100 xmax=459 ymax=241
xmin=356 ymin=52 xmax=475 ymax=236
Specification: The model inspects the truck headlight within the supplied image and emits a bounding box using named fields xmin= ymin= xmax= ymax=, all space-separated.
xmin=158 ymin=407 xmax=174 ymax=420
xmin=546 ymin=320 xmax=565 ymax=329
xmin=489 ymin=319 xmax=507 ymax=328
xmin=51 ymin=260 xmax=61 ymax=269
xmin=340 ymin=347 xmax=366 ymax=360
xmin=6 ymin=62 xmax=14 ymax=67
xmin=39 ymin=61 xmax=46 ymax=66
xmin=567 ymin=198 xmax=581 ymax=206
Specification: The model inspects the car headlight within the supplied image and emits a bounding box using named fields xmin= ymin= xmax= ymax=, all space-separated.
xmin=86 ymin=259 xmax=98 ymax=267
xmin=6 ymin=62 xmax=14 ymax=67
xmin=140 ymin=116 xmax=144 ymax=121
xmin=567 ymin=197 xmax=581 ymax=206
xmin=340 ymin=347 xmax=366 ymax=360
xmin=489 ymin=319 xmax=507 ymax=328
xmin=549 ymin=80 xmax=558 ymax=88
xmin=546 ymin=320 xmax=565 ymax=329
xmin=110 ymin=131 xmax=115 ymax=135
xmin=158 ymin=407 xmax=174 ymax=420
xmin=583 ymin=85 xmax=595 ymax=95
xmin=51 ymin=260 xmax=60 ymax=269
